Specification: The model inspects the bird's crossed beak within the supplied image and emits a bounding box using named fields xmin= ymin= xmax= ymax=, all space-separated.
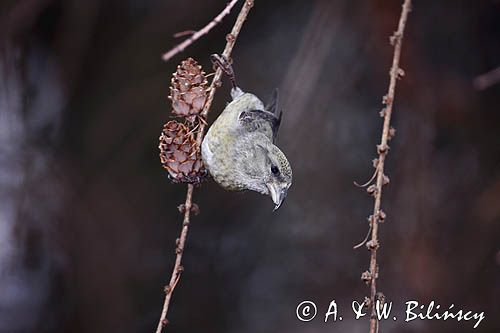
xmin=267 ymin=183 xmax=289 ymax=211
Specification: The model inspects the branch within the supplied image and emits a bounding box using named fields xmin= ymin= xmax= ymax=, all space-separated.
xmin=161 ymin=0 xmax=240 ymax=62
xmin=155 ymin=1 xmax=254 ymax=332
xmin=355 ymin=1 xmax=412 ymax=333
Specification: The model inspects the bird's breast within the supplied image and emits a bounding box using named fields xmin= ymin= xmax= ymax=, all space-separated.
xmin=202 ymin=121 xmax=246 ymax=191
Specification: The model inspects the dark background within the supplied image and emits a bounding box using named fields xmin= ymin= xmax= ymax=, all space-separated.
xmin=0 ymin=0 xmax=499 ymax=332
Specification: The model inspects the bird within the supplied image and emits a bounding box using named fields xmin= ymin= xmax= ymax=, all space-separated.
xmin=201 ymin=55 xmax=292 ymax=210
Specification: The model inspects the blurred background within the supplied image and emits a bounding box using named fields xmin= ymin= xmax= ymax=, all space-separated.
xmin=0 ymin=0 xmax=499 ymax=332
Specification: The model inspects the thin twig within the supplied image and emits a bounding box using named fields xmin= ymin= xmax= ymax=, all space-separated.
xmin=173 ymin=30 xmax=196 ymax=38
xmin=358 ymin=1 xmax=412 ymax=333
xmin=353 ymin=168 xmax=379 ymax=188
xmin=162 ymin=0 xmax=240 ymax=62
xmin=155 ymin=1 xmax=254 ymax=332
xmin=473 ymin=66 xmax=500 ymax=91
xmin=353 ymin=223 xmax=372 ymax=250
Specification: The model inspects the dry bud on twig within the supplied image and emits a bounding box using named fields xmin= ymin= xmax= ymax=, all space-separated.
xmin=361 ymin=270 xmax=372 ymax=285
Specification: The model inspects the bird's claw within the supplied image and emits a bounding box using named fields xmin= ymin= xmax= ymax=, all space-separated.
xmin=210 ymin=53 xmax=237 ymax=89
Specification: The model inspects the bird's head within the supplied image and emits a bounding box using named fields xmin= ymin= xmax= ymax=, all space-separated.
xmin=247 ymin=141 xmax=292 ymax=210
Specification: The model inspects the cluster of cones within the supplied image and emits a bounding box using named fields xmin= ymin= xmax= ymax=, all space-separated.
xmin=159 ymin=58 xmax=208 ymax=184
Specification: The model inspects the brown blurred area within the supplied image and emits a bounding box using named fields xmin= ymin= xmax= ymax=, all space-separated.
xmin=0 ymin=0 xmax=499 ymax=332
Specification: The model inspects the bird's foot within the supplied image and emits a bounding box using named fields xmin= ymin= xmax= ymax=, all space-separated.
xmin=210 ymin=53 xmax=237 ymax=89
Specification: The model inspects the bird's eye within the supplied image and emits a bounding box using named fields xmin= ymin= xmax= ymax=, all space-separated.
xmin=271 ymin=165 xmax=280 ymax=175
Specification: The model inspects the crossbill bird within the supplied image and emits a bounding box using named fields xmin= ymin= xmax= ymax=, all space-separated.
xmin=201 ymin=58 xmax=292 ymax=210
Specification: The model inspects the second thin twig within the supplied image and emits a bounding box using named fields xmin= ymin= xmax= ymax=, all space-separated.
xmin=357 ymin=1 xmax=412 ymax=333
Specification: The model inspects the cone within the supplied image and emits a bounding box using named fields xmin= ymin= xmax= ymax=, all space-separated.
xmin=159 ymin=120 xmax=206 ymax=184
xmin=169 ymin=58 xmax=208 ymax=123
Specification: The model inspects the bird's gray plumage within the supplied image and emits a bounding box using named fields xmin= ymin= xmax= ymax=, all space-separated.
xmin=201 ymin=87 xmax=292 ymax=210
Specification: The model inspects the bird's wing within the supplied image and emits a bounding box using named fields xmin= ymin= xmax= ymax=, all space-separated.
xmin=238 ymin=89 xmax=282 ymax=142
xmin=239 ymin=109 xmax=281 ymax=142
